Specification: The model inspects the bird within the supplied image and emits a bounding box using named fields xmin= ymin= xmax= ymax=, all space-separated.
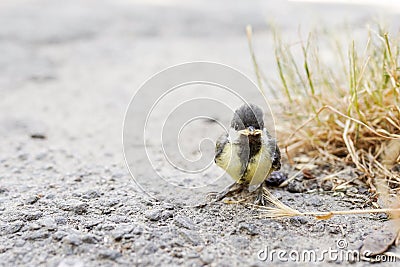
xmin=211 ymin=103 xmax=281 ymax=204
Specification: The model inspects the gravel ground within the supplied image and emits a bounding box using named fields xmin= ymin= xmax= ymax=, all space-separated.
xmin=1 ymin=0 xmax=400 ymax=266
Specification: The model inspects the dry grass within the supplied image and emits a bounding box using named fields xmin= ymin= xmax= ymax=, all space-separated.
xmin=245 ymin=26 xmax=400 ymax=254
xmin=247 ymin=25 xmax=400 ymax=192
xmin=251 ymin=188 xmax=400 ymax=220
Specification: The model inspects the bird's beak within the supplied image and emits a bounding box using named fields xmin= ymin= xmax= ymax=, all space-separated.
xmin=238 ymin=128 xmax=262 ymax=136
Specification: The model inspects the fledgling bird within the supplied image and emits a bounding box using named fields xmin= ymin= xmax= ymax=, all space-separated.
xmin=212 ymin=103 xmax=281 ymax=204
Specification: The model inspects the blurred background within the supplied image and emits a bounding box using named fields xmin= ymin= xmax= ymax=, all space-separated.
xmin=2 ymin=0 xmax=400 ymax=168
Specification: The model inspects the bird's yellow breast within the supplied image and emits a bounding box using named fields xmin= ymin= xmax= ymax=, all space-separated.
xmin=215 ymin=141 xmax=273 ymax=186
xmin=215 ymin=142 xmax=243 ymax=181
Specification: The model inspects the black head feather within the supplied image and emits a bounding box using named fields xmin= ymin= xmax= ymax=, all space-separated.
xmin=230 ymin=103 xmax=264 ymax=131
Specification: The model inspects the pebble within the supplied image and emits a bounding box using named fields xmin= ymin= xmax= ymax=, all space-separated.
xmin=57 ymin=258 xmax=85 ymax=267
xmin=40 ymin=217 xmax=57 ymax=231
xmin=81 ymin=234 xmax=100 ymax=244
xmin=29 ymin=222 xmax=41 ymax=230
xmin=132 ymin=225 xmax=143 ymax=235
xmin=101 ymin=224 xmax=115 ymax=231
xmin=200 ymin=252 xmax=214 ymax=264
xmin=290 ymin=217 xmax=308 ymax=225
xmin=52 ymin=231 xmax=67 ymax=241
xmin=14 ymin=239 xmax=26 ymax=247
xmin=145 ymin=209 xmax=163 ymax=221
xmin=74 ymin=203 xmax=88 ymax=215
xmin=55 ymin=216 xmax=67 ymax=225
xmin=23 ymin=211 xmax=43 ymax=221
xmin=179 ymin=229 xmax=203 ymax=246
xmin=64 ymin=234 xmax=82 ymax=246
xmin=58 ymin=200 xmax=88 ymax=215
xmin=111 ymin=225 xmax=134 ymax=241
xmin=25 ymin=195 xmax=40 ymax=205
xmin=238 ymin=223 xmax=259 ymax=236
xmin=231 ymin=236 xmax=250 ymax=250
xmin=265 ymin=171 xmax=288 ymax=186
xmin=25 ymin=230 xmax=50 ymax=240
xmin=0 ymin=187 xmax=8 ymax=194
xmin=98 ymin=249 xmax=122 ymax=261
xmin=82 ymin=190 xmax=100 ymax=199
xmin=307 ymin=196 xmax=323 ymax=207
xmin=1 ymin=221 xmax=24 ymax=235
xmin=174 ymin=216 xmax=196 ymax=230
xmin=287 ymin=181 xmax=305 ymax=193
xmin=162 ymin=203 xmax=175 ymax=210
xmin=102 ymin=198 xmax=120 ymax=207
xmin=161 ymin=210 xmax=174 ymax=220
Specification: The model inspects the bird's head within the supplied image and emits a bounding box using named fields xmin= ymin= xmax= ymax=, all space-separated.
xmin=230 ymin=104 xmax=264 ymax=136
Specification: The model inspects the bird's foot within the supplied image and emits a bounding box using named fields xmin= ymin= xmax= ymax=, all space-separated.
xmin=253 ymin=183 xmax=268 ymax=206
xmin=206 ymin=182 xmax=244 ymax=203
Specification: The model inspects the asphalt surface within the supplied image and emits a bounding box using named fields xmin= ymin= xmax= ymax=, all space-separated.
xmin=1 ymin=0 xmax=400 ymax=266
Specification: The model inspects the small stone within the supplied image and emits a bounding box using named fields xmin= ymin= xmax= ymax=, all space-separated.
xmin=111 ymin=173 xmax=124 ymax=179
xmin=52 ymin=231 xmax=67 ymax=241
xmin=200 ymin=252 xmax=214 ymax=264
xmin=162 ymin=203 xmax=175 ymax=210
xmin=111 ymin=230 xmax=124 ymax=241
xmin=46 ymin=194 xmax=56 ymax=200
xmin=377 ymin=213 xmax=388 ymax=220
xmin=35 ymin=152 xmax=47 ymax=160
xmin=111 ymin=225 xmax=134 ymax=241
xmin=64 ymin=234 xmax=82 ymax=246
xmin=287 ymin=181 xmax=305 ymax=193
xmin=179 ymin=229 xmax=203 ymax=246
xmin=328 ymin=225 xmax=340 ymax=234
xmin=307 ymin=196 xmax=323 ymax=207
xmin=0 ymin=187 xmax=8 ymax=194
xmin=25 ymin=230 xmax=50 ymax=240
xmin=174 ymin=216 xmax=196 ymax=230
xmin=55 ymin=216 xmax=67 ymax=225
xmin=74 ymin=203 xmax=88 ymax=215
xmin=161 ymin=210 xmax=173 ymax=220
xmin=14 ymin=239 xmax=26 ymax=247
xmin=109 ymin=215 xmax=128 ymax=223
xmin=101 ymin=198 xmax=120 ymax=207
xmin=23 ymin=211 xmax=43 ymax=221
xmin=81 ymin=234 xmax=100 ymax=244
xmin=290 ymin=217 xmax=308 ymax=225
xmin=238 ymin=223 xmax=259 ymax=236
xmin=29 ymin=223 xmax=41 ymax=230
xmin=321 ymin=180 xmax=333 ymax=191
xmin=84 ymin=220 xmax=102 ymax=229
xmin=57 ymin=258 xmax=85 ymax=267
xmin=132 ymin=225 xmax=143 ymax=235
xmin=266 ymin=171 xmax=288 ymax=186
xmin=1 ymin=221 xmax=24 ymax=235
xmin=82 ymin=190 xmax=100 ymax=199
xmin=101 ymin=224 xmax=115 ymax=231
xmin=30 ymin=133 xmax=47 ymax=139
xmin=231 ymin=236 xmax=250 ymax=250
xmin=40 ymin=217 xmax=57 ymax=231
xmin=98 ymin=249 xmax=122 ymax=260
xmin=18 ymin=153 xmax=29 ymax=161
xmin=145 ymin=209 xmax=162 ymax=221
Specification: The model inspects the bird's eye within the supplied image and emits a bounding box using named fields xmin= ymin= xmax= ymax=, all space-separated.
xmin=248 ymin=126 xmax=255 ymax=132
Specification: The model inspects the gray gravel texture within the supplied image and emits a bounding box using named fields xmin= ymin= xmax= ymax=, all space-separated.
xmin=1 ymin=0 xmax=400 ymax=266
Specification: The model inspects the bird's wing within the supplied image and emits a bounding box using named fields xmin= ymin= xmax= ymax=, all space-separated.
xmin=263 ymin=129 xmax=281 ymax=171
xmin=214 ymin=133 xmax=229 ymax=162
xmin=270 ymin=140 xmax=281 ymax=171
